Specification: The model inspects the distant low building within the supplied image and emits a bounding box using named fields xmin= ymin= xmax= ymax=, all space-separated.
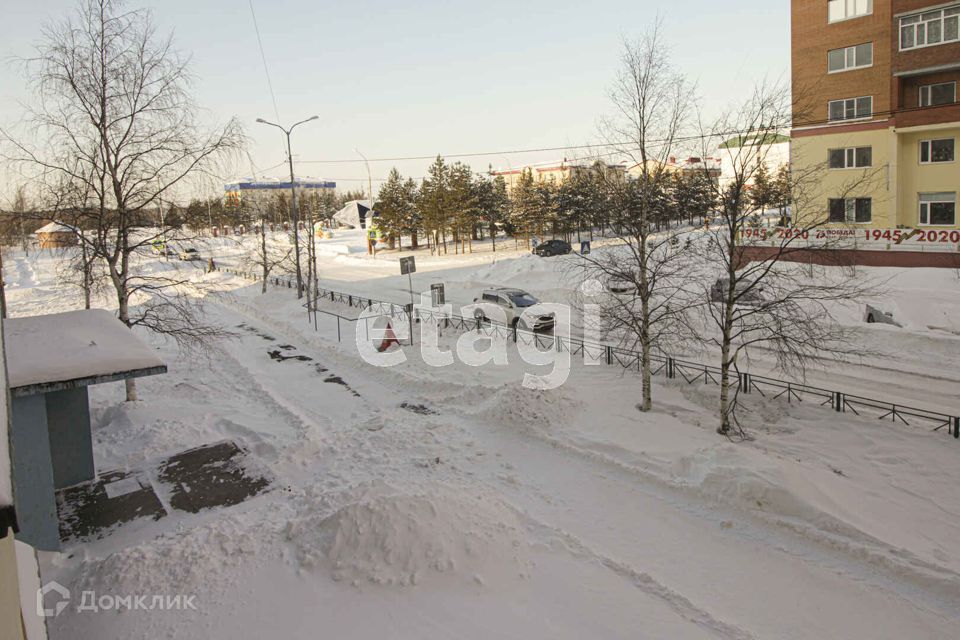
xmin=223 ymin=177 xmax=336 ymax=210
xmin=717 ymin=133 xmax=790 ymax=187
xmin=491 ymin=161 xmax=626 ymax=192
xmin=34 ymin=222 xmax=77 ymax=250
xmin=627 ymin=156 xmax=723 ymax=183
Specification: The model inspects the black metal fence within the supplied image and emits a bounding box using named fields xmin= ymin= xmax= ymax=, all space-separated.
xmin=213 ymin=266 xmax=407 ymax=319
xmin=214 ymin=265 xmax=960 ymax=439
xmin=415 ymin=307 xmax=960 ymax=439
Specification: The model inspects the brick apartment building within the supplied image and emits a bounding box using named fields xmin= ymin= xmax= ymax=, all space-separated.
xmin=792 ymin=0 xmax=960 ymax=229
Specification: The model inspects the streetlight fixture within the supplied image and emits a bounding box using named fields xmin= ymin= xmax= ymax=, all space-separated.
xmin=354 ymin=148 xmax=375 ymax=255
xmin=255 ymin=115 xmax=319 ymax=298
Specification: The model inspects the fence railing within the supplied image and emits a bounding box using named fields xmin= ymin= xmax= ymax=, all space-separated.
xmin=414 ymin=307 xmax=960 ymax=440
xmin=213 ymin=264 xmax=960 ymax=440
xmin=213 ymin=266 xmax=407 ymax=319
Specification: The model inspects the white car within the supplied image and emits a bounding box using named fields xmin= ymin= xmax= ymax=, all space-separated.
xmin=471 ymin=288 xmax=555 ymax=332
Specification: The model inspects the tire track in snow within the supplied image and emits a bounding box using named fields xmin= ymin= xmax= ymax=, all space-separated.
xmin=518 ymin=514 xmax=756 ymax=640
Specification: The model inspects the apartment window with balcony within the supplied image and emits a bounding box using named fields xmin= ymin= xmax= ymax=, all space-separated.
xmin=828 ymin=146 xmax=872 ymax=168
xmin=920 ymin=138 xmax=955 ymax=163
xmin=829 ymin=0 xmax=873 ymax=23
xmin=919 ymin=192 xmax=956 ymax=225
xmin=900 ymin=6 xmax=960 ymax=50
xmin=828 ymin=43 xmax=873 ymax=72
xmin=919 ymin=81 xmax=957 ymax=107
xmin=828 ymin=96 xmax=872 ymax=121
xmin=828 ymin=197 xmax=872 ymax=223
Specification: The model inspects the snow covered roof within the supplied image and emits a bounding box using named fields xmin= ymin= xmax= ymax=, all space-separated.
xmin=0 ymin=313 xmax=13 ymax=529
xmin=4 ymin=309 xmax=167 ymax=397
xmin=35 ymin=221 xmax=76 ymax=234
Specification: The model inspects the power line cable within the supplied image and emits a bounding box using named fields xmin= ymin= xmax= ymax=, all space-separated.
xmin=279 ymin=104 xmax=932 ymax=167
xmin=248 ymin=0 xmax=283 ymax=153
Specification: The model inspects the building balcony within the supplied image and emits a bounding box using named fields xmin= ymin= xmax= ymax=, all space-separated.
xmin=893 ymin=101 xmax=960 ymax=129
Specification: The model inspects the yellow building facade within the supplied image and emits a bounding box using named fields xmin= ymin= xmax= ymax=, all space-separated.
xmin=793 ymin=123 xmax=960 ymax=230
xmin=791 ymin=0 xmax=960 ymax=232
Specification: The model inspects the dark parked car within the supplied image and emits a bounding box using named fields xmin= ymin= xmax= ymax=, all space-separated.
xmin=710 ymin=277 xmax=767 ymax=306
xmin=533 ymin=239 xmax=572 ymax=257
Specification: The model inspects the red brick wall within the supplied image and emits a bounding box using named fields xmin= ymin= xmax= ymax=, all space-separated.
xmin=737 ymin=246 xmax=960 ymax=269
xmin=793 ymin=0 xmax=893 ymax=127
xmin=891 ymin=1 xmax=960 ymax=74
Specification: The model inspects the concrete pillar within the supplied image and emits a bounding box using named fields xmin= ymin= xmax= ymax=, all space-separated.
xmin=45 ymin=388 xmax=95 ymax=490
xmin=9 ymin=395 xmax=60 ymax=551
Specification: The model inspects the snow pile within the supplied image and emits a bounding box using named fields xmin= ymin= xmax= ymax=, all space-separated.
xmin=673 ymin=446 xmax=842 ymax=526
xmin=466 ymin=384 xmax=584 ymax=432
xmin=287 ymin=483 xmax=529 ymax=587
xmin=73 ymin=513 xmax=275 ymax=598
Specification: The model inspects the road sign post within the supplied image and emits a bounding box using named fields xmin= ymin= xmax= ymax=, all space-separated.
xmin=400 ymin=257 xmax=417 ymax=344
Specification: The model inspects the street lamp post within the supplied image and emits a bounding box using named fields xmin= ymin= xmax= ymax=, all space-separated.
xmin=255 ymin=115 xmax=318 ymax=298
xmin=354 ymin=148 xmax=374 ymax=255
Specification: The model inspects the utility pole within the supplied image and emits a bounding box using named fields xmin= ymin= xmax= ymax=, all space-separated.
xmin=256 ymin=115 xmax=319 ymax=298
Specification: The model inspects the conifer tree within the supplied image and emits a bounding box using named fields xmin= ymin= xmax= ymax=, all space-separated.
xmin=749 ymin=162 xmax=775 ymax=225
xmin=419 ymin=156 xmax=450 ymax=254
xmin=773 ymin=164 xmax=791 ymax=225
xmin=448 ymin=162 xmax=477 ymax=253
xmin=375 ymin=168 xmax=407 ymax=248
xmin=475 ymin=174 xmax=510 ymax=251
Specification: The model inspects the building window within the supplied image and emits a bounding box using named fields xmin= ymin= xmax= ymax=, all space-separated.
xmin=828 ymin=96 xmax=872 ymax=121
xmin=919 ymin=81 xmax=957 ymax=107
xmin=919 ymin=193 xmax=956 ymax=225
xmin=920 ymin=138 xmax=955 ymax=163
xmin=828 ymin=146 xmax=872 ymax=168
xmin=828 ymin=197 xmax=872 ymax=223
xmin=900 ymin=6 xmax=960 ymax=50
xmin=829 ymin=0 xmax=873 ymax=23
xmin=828 ymin=43 xmax=873 ymax=73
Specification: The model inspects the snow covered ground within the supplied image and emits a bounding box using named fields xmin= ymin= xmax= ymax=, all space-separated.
xmin=3 ymin=236 xmax=960 ymax=639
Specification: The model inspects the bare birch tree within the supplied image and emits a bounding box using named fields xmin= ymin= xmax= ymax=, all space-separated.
xmin=587 ymin=23 xmax=700 ymax=411
xmin=3 ymin=0 xmax=243 ymax=400
xmin=694 ymin=81 xmax=883 ymax=436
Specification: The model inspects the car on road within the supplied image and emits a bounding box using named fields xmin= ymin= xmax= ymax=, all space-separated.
xmin=533 ymin=239 xmax=572 ymax=257
xmin=710 ymin=277 xmax=767 ymax=306
xmin=607 ymin=273 xmax=639 ymax=296
xmin=178 ymin=247 xmax=201 ymax=261
xmin=472 ymin=287 xmax=555 ymax=332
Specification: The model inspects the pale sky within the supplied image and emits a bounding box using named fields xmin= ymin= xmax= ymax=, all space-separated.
xmin=1 ymin=0 xmax=790 ymax=202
